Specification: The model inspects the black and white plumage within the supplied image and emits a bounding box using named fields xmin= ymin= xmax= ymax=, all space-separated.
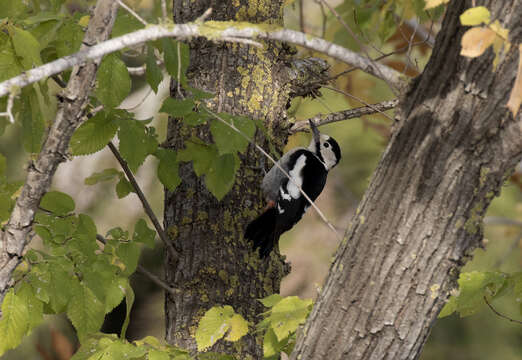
xmin=245 ymin=121 xmax=341 ymax=258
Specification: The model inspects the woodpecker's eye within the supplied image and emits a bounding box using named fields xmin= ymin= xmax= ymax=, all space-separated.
xmin=324 ymin=142 xmax=330 ymax=148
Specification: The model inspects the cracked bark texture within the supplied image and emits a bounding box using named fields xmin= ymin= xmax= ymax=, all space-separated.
xmin=164 ymin=0 xmax=328 ymax=357
xmin=0 ymin=0 xmax=119 ymax=310
xmin=291 ymin=1 xmax=522 ymax=359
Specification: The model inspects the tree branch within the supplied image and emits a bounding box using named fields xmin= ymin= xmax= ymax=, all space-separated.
xmin=290 ymin=99 xmax=398 ymax=132
xmin=0 ymin=0 xmax=120 ymax=306
xmin=0 ymin=21 xmax=403 ymax=98
xmin=484 ymin=296 xmax=522 ymax=325
xmin=107 ymin=142 xmax=181 ymax=259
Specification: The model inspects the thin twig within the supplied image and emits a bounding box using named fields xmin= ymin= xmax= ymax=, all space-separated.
xmin=160 ymin=0 xmax=168 ymax=20
xmin=95 ymin=234 xmax=180 ymax=296
xmin=117 ymin=0 xmax=148 ymax=26
xmin=51 ymin=75 xmax=67 ymax=88
xmin=298 ymin=0 xmax=305 ymax=33
xmin=484 ymin=217 xmax=522 ymax=227
xmin=316 ymin=0 xmax=399 ymax=95
xmin=0 ymin=92 xmax=16 ymax=124
xmin=107 ymin=142 xmax=181 ymax=259
xmin=202 ymin=107 xmax=343 ymax=242
xmin=484 ymin=296 xmax=522 ymax=325
xmin=324 ymin=86 xmax=395 ymax=121
xmin=290 ymin=99 xmax=399 ymax=132
xmin=315 ymin=0 xmax=327 ymax=39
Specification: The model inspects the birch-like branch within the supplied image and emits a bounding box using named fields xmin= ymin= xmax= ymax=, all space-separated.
xmin=290 ymin=99 xmax=399 ymax=132
xmin=0 ymin=0 xmax=120 ymax=305
xmin=0 ymin=21 xmax=403 ymax=98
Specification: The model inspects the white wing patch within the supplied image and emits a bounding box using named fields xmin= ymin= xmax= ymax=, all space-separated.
xmin=279 ymin=187 xmax=291 ymax=201
xmin=287 ymin=154 xmax=307 ymax=199
xmin=277 ymin=204 xmax=285 ymax=214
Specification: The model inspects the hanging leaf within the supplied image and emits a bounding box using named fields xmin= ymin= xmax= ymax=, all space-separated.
xmin=95 ymin=53 xmax=131 ymax=109
xmin=40 ymin=191 xmax=75 ymax=215
xmin=507 ymin=44 xmax=522 ymax=117
xmin=133 ymin=219 xmax=155 ymax=248
xmin=118 ymin=119 xmax=158 ymax=172
xmin=204 ymin=153 xmax=239 ymax=201
xmin=195 ymin=305 xmax=249 ymax=351
xmin=70 ymin=111 xmax=119 ymax=156
xmin=146 ymin=45 xmax=163 ymax=93
xmin=154 ymin=148 xmax=181 ymax=191
xmin=210 ymin=113 xmax=255 ymax=155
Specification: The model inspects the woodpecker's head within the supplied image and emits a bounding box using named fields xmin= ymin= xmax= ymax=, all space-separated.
xmin=307 ymin=120 xmax=341 ymax=170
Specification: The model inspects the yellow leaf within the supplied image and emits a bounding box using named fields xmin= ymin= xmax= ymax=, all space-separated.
xmin=460 ymin=6 xmax=490 ymax=26
xmin=460 ymin=27 xmax=496 ymax=58
xmin=424 ymin=0 xmax=449 ymax=10
xmin=507 ymin=44 xmax=522 ymax=117
xmin=489 ymin=20 xmax=509 ymax=40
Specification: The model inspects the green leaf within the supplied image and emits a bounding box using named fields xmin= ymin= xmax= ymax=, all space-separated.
xmin=54 ymin=20 xmax=83 ymax=58
xmin=118 ymin=119 xmax=158 ymax=172
xmin=146 ymin=45 xmax=163 ymax=93
xmin=204 ymin=153 xmax=239 ymax=201
xmin=184 ymin=112 xmax=208 ymax=126
xmin=160 ymin=98 xmax=195 ymax=118
xmin=0 ymin=289 xmax=29 ymax=356
xmin=19 ymin=87 xmax=45 ymax=153
xmin=116 ymin=176 xmax=134 ymax=198
xmin=210 ymin=114 xmax=255 ymax=155
xmin=40 ymin=191 xmax=75 ymax=215
xmin=149 ymin=349 xmax=170 ymax=360
xmin=263 ymin=327 xmax=283 ymax=358
xmin=0 ymin=0 xmax=27 ymax=19
xmin=154 ymin=148 xmax=181 ymax=191
xmin=265 ymin=296 xmax=312 ymax=341
xmin=70 ymin=111 xmax=118 ymax=155
xmin=17 ymin=281 xmax=43 ymax=330
xmin=116 ymin=241 xmax=141 ymax=276
xmin=162 ymin=39 xmax=189 ymax=84
xmin=120 ymin=280 xmax=135 ymax=339
xmin=48 ymin=258 xmax=80 ymax=313
xmin=439 ymin=271 xmax=508 ymax=318
xmin=133 ymin=219 xmax=155 ymax=248
xmin=197 ymin=353 xmax=235 ymax=360
xmin=460 ymin=6 xmax=490 ymax=26
xmin=67 ymin=283 xmax=105 ymax=340
xmin=95 ymin=53 xmax=131 ymax=109
xmin=0 ymin=33 xmax=22 ymax=81
xmin=8 ymin=25 xmax=42 ymax=69
xmin=195 ymin=305 xmax=249 ymax=351
xmin=84 ymin=168 xmax=121 ymax=185
xmin=112 ymin=9 xmax=144 ymax=38
xmin=26 ymin=263 xmax=51 ymax=303
xmin=259 ymin=294 xmax=283 ymax=308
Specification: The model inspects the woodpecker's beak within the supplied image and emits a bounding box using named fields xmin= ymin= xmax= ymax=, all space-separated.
xmin=308 ymin=119 xmax=321 ymax=143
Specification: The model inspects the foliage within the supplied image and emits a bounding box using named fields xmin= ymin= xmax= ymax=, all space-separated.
xmin=194 ymin=295 xmax=313 ymax=358
xmin=440 ymin=271 xmax=522 ymax=318
xmin=0 ymin=0 xmax=520 ymax=359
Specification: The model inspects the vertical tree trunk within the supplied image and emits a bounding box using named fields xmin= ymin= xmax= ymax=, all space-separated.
xmin=163 ymin=0 xmax=300 ymax=357
xmin=291 ymin=1 xmax=521 ymax=359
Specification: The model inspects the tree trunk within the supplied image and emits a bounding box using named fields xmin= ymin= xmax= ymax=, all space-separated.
xmin=291 ymin=1 xmax=521 ymax=359
xmin=163 ymin=0 xmax=328 ymax=357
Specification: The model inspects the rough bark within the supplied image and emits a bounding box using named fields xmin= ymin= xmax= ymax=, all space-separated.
xmin=291 ymin=1 xmax=522 ymax=359
xmin=163 ymin=1 xmax=328 ymax=357
xmin=0 ymin=0 xmax=119 ymax=308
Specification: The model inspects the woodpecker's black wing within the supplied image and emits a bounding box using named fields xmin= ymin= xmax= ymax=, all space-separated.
xmin=273 ymin=150 xmax=328 ymax=238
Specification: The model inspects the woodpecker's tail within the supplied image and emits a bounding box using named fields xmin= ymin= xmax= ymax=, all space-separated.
xmin=245 ymin=208 xmax=278 ymax=258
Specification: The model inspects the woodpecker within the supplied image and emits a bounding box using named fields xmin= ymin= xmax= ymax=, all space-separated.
xmin=245 ymin=120 xmax=341 ymax=258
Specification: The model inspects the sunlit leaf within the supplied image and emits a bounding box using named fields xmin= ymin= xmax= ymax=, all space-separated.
xmin=95 ymin=53 xmax=131 ymax=109
xmin=460 ymin=27 xmax=496 ymax=58
xmin=40 ymin=191 xmax=75 ymax=215
xmin=460 ymin=6 xmax=490 ymax=26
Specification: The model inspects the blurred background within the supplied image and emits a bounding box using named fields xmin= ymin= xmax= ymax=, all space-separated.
xmin=1 ymin=0 xmax=520 ymax=359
